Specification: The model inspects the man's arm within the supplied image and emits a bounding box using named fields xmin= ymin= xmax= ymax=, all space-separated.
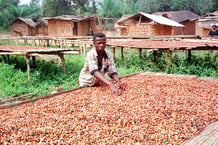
xmin=93 ymin=71 xmax=119 ymax=94
xmin=111 ymin=73 xmax=125 ymax=91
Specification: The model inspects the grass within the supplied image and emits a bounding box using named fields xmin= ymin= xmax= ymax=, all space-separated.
xmin=0 ymin=47 xmax=217 ymax=99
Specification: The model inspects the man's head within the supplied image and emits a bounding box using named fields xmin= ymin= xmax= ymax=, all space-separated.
xmin=212 ymin=25 xmax=216 ymax=29
xmin=93 ymin=33 xmax=106 ymax=54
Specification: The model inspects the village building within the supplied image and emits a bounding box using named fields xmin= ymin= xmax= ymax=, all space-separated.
xmin=36 ymin=19 xmax=48 ymax=36
xmin=153 ymin=10 xmax=199 ymax=35
xmin=43 ymin=15 xmax=99 ymax=37
xmin=9 ymin=17 xmax=38 ymax=37
xmin=196 ymin=11 xmax=218 ymax=37
xmin=115 ymin=12 xmax=184 ymax=36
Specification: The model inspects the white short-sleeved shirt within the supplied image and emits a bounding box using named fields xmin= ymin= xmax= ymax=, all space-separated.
xmin=78 ymin=48 xmax=117 ymax=87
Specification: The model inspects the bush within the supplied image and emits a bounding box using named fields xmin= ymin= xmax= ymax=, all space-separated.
xmin=0 ymin=49 xmax=217 ymax=99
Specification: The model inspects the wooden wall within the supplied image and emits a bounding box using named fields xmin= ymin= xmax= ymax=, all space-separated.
xmin=181 ymin=21 xmax=196 ymax=35
xmin=77 ymin=21 xmax=89 ymax=36
xmin=120 ymin=23 xmax=173 ymax=36
xmin=10 ymin=20 xmax=36 ymax=37
xmin=48 ymin=19 xmax=98 ymax=36
xmin=196 ymin=20 xmax=218 ymax=37
xmin=172 ymin=27 xmax=183 ymax=35
xmin=48 ymin=20 xmax=73 ymax=36
xmin=37 ymin=22 xmax=48 ymax=36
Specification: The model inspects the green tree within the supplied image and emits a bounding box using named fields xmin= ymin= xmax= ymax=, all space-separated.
xmin=0 ymin=0 xmax=42 ymax=29
xmin=98 ymin=0 xmax=122 ymax=18
xmin=42 ymin=0 xmax=72 ymax=17
xmin=89 ymin=0 xmax=97 ymax=14
xmin=72 ymin=0 xmax=90 ymax=14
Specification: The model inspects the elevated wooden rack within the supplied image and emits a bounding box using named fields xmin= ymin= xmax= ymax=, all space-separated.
xmin=0 ymin=46 xmax=80 ymax=83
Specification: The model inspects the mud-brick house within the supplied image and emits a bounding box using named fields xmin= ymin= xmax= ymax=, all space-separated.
xmin=153 ymin=10 xmax=199 ymax=35
xmin=43 ymin=15 xmax=98 ymax=36
xmin=9 ymin=17 xmax=37 ymax=37
xmin=36 ymin=19 xmax=48 ymax=36
xmin=196 ymin=11 xmax=218 ymax=37
xmin=115 ymin=12 xmax=184 ymax=36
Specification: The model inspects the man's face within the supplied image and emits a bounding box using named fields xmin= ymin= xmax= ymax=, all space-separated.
xmin=94 ymin=37 xmax=106 ymax=54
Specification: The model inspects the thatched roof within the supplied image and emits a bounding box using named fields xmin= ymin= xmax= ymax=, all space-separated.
xmin=37 ymin=19 xmax=48 ymax=26
xmin=9 ymin=17 xmax=37 ymax=27
xmin=116 ymin=12 xmax=184 ymax=27
xmin=43 ymin=15 xmax=96 ymax=22
xmin=153 ymin=10 xmax=199 ymax=22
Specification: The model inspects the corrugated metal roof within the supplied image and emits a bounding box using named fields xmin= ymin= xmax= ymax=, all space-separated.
xmin=9 ymin=17 xmax=37 ymax=27
xmin=153 ymin=10 xmax=199 ymax=22
xmin=140 ymin=12 xmax=184 ymax=27
xmin=116 ymin=14 xmax=133 ymax=23
xmin=43 ymin=15 xmax=96 ymax=22
xmin=117 ymin=12 xmax=184 ymax=27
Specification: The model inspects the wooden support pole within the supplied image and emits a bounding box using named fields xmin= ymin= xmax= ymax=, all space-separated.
xmin=153 ymin=50 xmax=157 ymax=61
xmin=83 ymin=44 xmax=86 ymax=60
xmin=58 ymin=54 xmax=65 ymax=73
xmin=54 ymin=40 xmax=57 ymax=47
xmin=7 ymin=55 xmax=10 ymax=63
xmin=43 ymin=39 xmax=46 ymax=47
xmin=25 ymin=55 xmax=31 ymax=84
xmin=34 ymin=39 xmax=36 ymax=47
xmin=16 ymin=39 xmax=18 ymax=46
xmin=188 ymin=50 xmax=192 ymax=61
xmin=47 ymin=39 xmax=49 ymax=47
xmin=112 ymin=47 xmax=116 ymax=59
xmin=1 ymin=55 xmax=5 ymax=63
xmin=24 ymin=39 xmax=27 ymax=45
xmin=58 ymin=40 xmax=61 ymax=47
xmin=38 ymin=39 xmax=40 ymax=46
xmin=32 ymin=56 xmax=36 ymax=69
xmin=121 ymin=47 xmax=124 ymax=59
xmin=138 ymin=48 xmax=142 ymax=58
xmin=14 ymin=57 xmax=18 ymax=68
xmin=32 ymin=39 xmax=34 ymax=46
xmin=167 ymin=50 xmax=172 ymax=72
xmin=60 ymin=40 xmax=63 ymax=48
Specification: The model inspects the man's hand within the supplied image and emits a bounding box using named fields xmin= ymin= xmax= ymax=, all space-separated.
xmin=117 ymin=82 xmax=126 ymax=91
xmin=109 ymin=83 xmax=121 ymax=95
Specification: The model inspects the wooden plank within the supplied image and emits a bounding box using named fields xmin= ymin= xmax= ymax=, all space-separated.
xmin=121 ymin=47 xmax=124 ymax=59
xmin=60 ymin=51 xmax=80 ymax=55
xmin=0 ymin=52 xmax=26 ymax=55
xmin=181 ymin=121 xmax=218 ymax=145
xmin=0 ymin=92 xmax=38 ymax=104
xmin=25 ymin=55 xmax=31 ymax=84
xmin=167 ymin=50 xmax=172 ymax=72
xmin=58 ymin=54 xmax=65 ymax=73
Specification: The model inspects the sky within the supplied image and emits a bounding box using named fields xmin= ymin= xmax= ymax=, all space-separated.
xmin=20 ymin=0 xmax=31 ymax=5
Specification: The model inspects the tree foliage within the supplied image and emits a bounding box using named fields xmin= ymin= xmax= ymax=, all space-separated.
xmin=0 ymin=0 xmax=217 ymax=30
xmin=0 ymin=0 xmax=42 ymax=29
xmin=42 ymin=0 xmax=72 ymax=17
xmin=97 ymin=0 xmax=122 ymax=17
